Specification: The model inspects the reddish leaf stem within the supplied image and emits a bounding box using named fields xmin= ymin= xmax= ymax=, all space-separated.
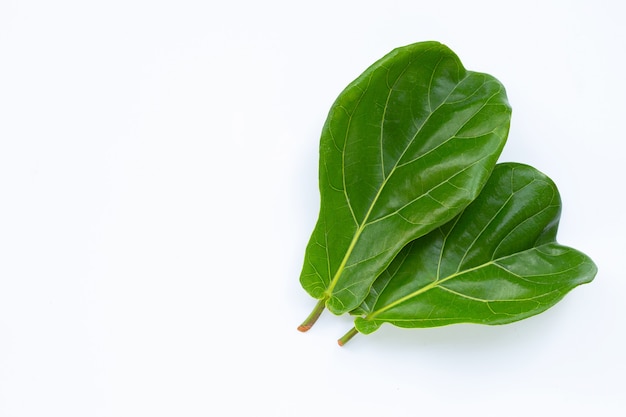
xmin=337 ymin=327 xmax=359 ymax=346
xmin=297 ymin=299 xmax=326 ymax=332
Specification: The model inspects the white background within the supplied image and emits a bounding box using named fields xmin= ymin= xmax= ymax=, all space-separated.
xmin=1 ymin=1 xmax=624 ymax=415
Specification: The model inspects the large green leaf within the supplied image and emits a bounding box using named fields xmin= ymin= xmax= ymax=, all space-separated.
xmin=299 ymin=41 xmax=512 ymax=325
xmin=341 ymin=163 xmax=597 ymax=343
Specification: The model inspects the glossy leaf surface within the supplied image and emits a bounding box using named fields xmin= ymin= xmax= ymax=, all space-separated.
xmin=349 ymin=163 xmax=597 ymax=337
xmin=299 ymin=41 xmax=512 ymax=316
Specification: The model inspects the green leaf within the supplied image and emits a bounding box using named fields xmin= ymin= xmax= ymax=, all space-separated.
xmin=340 ymin=163 xmax=597 ymax=344
xmin=299 ymin=41 xmax=512 ymax=326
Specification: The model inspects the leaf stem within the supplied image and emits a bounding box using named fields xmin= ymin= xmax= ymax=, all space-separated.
xmin=337 ymin=327 xmax=359 ymax=346
xmin=297 ymin=299 xmax=326 ymax=332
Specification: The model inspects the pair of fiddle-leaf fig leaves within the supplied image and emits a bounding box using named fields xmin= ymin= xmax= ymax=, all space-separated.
xmin=297 ymin=41 xmax=597 ymax=346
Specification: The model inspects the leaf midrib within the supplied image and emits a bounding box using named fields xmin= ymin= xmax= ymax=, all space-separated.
xmin=366 ymin=260 xmax=493 ymax=319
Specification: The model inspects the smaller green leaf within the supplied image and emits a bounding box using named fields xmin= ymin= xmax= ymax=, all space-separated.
xmin=339 ymin=163 xmax=597 ymax=345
